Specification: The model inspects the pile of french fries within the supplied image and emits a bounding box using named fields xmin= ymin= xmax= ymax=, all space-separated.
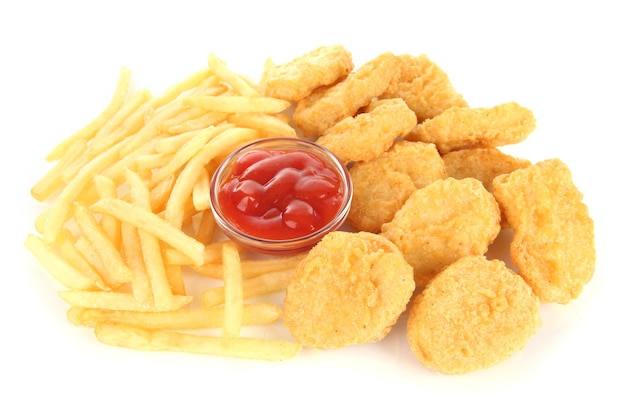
xmin=26 ymin=54 xmax=305 ymax=360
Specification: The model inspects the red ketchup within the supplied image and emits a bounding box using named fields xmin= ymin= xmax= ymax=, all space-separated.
xmin=216 ymin=148 xmax=346 ymax=241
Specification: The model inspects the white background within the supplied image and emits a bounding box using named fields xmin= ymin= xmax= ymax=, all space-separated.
xmin=2 ymin=1 xmax=624 ymax=416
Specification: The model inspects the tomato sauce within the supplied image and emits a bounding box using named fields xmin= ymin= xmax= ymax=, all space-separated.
xmin=216 ymin=148 xmax=346 ymax=240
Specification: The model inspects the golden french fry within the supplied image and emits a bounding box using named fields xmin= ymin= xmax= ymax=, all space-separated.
xmin=202 ymin=268 xmax=294 ymax=307
xmin=25 ymin=234 xmax=103 ymax=291
xmin=59 ymin=290 xmax=192 ymax=311
xmin=31 ymin=139 xmax=87 ymax=202
xmin=194 ymin=253 xmax=306 ymax=279
xmin=56 ymin=229 xmax=110 ymax=290
xmin=183 ymin=95 xmax=290 ymax=114
xmin=195 ymin=208 xmax=217 ymax=245
xmin=73 ymin=203 xmax=134 ymax=286
xmin=126 ymin=169 xmax=175 ymax=309
xmin=67 ymin=302 xmax=282 ymax=330
xmin=45 ymin=67 xmax=132 ymax=162
xmin=90 ymin=198 xmax=205 ymax=266
xmin=192 ymin=166 xmax=211 ymax=211
xmin=120 ymin=222 xmax=153 ymax=305
xmin=208 ymin=53 xmax=260 ymax=97
xmin=93 ymin=175 xmax=121 ymax=248
xmin=222 ymin=242 xmax=243 ymax=337
xmin=227 ymin=113 xmax=297 ymax=138
xmin=94 ymin=323 xmax=301 ymax=361
xmin=149 ymin=66 xmax=214 ymax=110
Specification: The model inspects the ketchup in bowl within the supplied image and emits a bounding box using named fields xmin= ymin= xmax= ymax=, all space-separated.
xmin=210 ymin=138 xmax=352 ymax=254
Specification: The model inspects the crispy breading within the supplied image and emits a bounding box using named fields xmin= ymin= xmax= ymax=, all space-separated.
xmin=283 ymin=231 xmax=415 ymax=350
xmin=381 ymin=54 xmax=468 ymax=122
xmin=406 ymin=255 xmax=541 ymax=375
xmin=315 ymin=98 xmax=417 ymax=164
xmin=259 ymin=44 xmax=354 ymax=102
xmin=348 ymin=140 xmax=447 ymax=233
xmin=491 ymin=158 xmax=595 ymax=304
xmin=442 ymin=147 xmax=531 ymax=192
xmin=405 ymin=102 xmax=536 ymax=154
xmin=293 ymin=52 xmax=400 ymax=137
xmin=380 ymin=177 xmax=501 ymax=288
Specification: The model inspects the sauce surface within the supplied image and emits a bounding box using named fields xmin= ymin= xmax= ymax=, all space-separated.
xmin=217 ymin=148 xmax=345 ymax=240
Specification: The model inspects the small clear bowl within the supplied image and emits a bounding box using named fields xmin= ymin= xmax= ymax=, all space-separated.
xmin=209 ymin=138 xmax=353 ymax=255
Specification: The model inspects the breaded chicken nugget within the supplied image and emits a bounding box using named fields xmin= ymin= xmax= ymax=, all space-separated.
xmin=381 ymin=54 xmax=468 ymax=123
xmin=406 ymin=255 xmax=541 ymax=375
xmin=348 ymin=140 xmax=447 ymax=233
xmin=316 ymin=98 xmax=417 ymax=164
xmin=259 ymin=44 xmax=354 ymax=102
xmin=442 ymin=147 xmax=531 ymax=192
xmin=405 ymin=102 xmax=536 ymax=154
xmin=491 ymin=158 xmax=595 ymax=304
xmin=293 ymin=52 xmax=399 ymax=137
xmin=380 ymin=177 xmax=501 ymax=288
xmin=283 ymin=231 xmax=415 ymax=350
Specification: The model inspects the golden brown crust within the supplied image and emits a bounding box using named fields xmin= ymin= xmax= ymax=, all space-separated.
xmin=381 ymin=54 xmax=468 ymax=122
xmin=259 ymin=44 xmax=354 ymax=102
xmin=293 ymin=52 xmax=400 ymax=137
xmin=442 ymin=147 xmax=531 ymax=193
xmin=283 ymin=231 xmax=415 ymax=350
xmin=380 ymin=178 xmax=501 ymax=288
xmin=405 ymin=102 xmax=536 ymax=154
xmin=406 ymin=255 xmax=541 ymax=374
xmin=491 ymin=158 xmax=596 ymax=304
xmin=347 ymin=140 xmax=447 ymax=233
xmin=315 ymin=98 xmax=417 ymax=164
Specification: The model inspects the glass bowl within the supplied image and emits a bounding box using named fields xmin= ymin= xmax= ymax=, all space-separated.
xmin=209 ymin=138 xmax=353 ymax=255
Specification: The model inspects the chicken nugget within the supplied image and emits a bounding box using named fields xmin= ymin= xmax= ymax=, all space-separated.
xmin=491 ymin=158 xmax=595 ymax=304
xmin=442 ymin=147 xmax=531 ymax=192
xmin=406 ymin=255 xmax=541 ymax=375
xmin=316 ymin=98 xmax=417 ymax=164
xmin=405 ymin=102 xmax=536 ymax=154
xmin=380 ymin=177 xmax=501 ymax=288
xmin=293 ymin=52 xmax=400 ymax=137
xmin=381 ymin=54 xmax=468 ymax=122
xmin=348 ymin=141 xmax=447 ymax=233
xmin=259 ymin=44 xmax=354 ymax=102
xmin=283 ymin=231 xmax=415 ymax=350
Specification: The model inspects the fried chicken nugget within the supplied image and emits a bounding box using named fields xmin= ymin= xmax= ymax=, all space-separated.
xmin=316 ymin=98 xmax=417 ymax=164
xmin=491 ymin=158 xmax=595 ymax=304
xmin=406 ymin=255 xmax=541 ymax=375
xmin=442 ymin=147 xmax=531 ymax=192
xmin=405 ymin=102 xmax=536 ymax=154
xmin=381 ymin=54 xmax=468 ymax=123
xmin=283 ymin=231 xmax=415 ymax=350
xmin=348 ymin=140 xmax=447 ymax=233
xmin=293 ymin=52 xmax=399 ymax=137
xmin=380 ymin=177 xmax=501 ymax=288
xmin=259 ymin=44 xmax=354 ymax=102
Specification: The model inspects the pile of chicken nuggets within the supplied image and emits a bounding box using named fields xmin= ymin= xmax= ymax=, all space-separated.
xmin=260 ymin=45 xmax=595 ymax=374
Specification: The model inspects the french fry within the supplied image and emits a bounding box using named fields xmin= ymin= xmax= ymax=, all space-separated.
xmin=25 ymin=234 xmax=104 ymax=291
xmin=120 ymin=222 xmax=153 ymax=306
xmin=31 ymin=139 xmax=86 ymax=202
xmin=126 ymin=169 xmax=175 ymax=309
xmin=94 ymin=323 xmax=301 ymax=361
xmin=192 ymin=166 xmax=211 ymax=211
xmin=45 ymin=66 xmax=132 ymax=162
xmin=194 ymin=253 xmax=306 ymax=279
xmin=195 ymin=208 xmax=217 ymax=245
xmin=183 ymin=95 xmax=290 ymax=114
xmin=202 ymin=269 xmax=294 ymax=307
xmin=56 ymin=229 xmax=110 ymax=291
xmin=222 ymin=242 xmax=243 ymax=337
xmin=227 ymin=113 xmax=297 ymax=138
xmin=59 ymin=291 xmax=192 ymax=312
xmin=73 ymin=203 xmax=134 ymax=287
xmin=93 ymin=175 xmax=121 ymax=248
xmin=149 ymin=66 xmax=214 ymax=110
xmin=208 ymin=53 xmax=260 ymax=97
xmin=90 ymin=197 xmax=205 ymax=266
xmin=67 ymin=302 xmax=282 ymax=330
